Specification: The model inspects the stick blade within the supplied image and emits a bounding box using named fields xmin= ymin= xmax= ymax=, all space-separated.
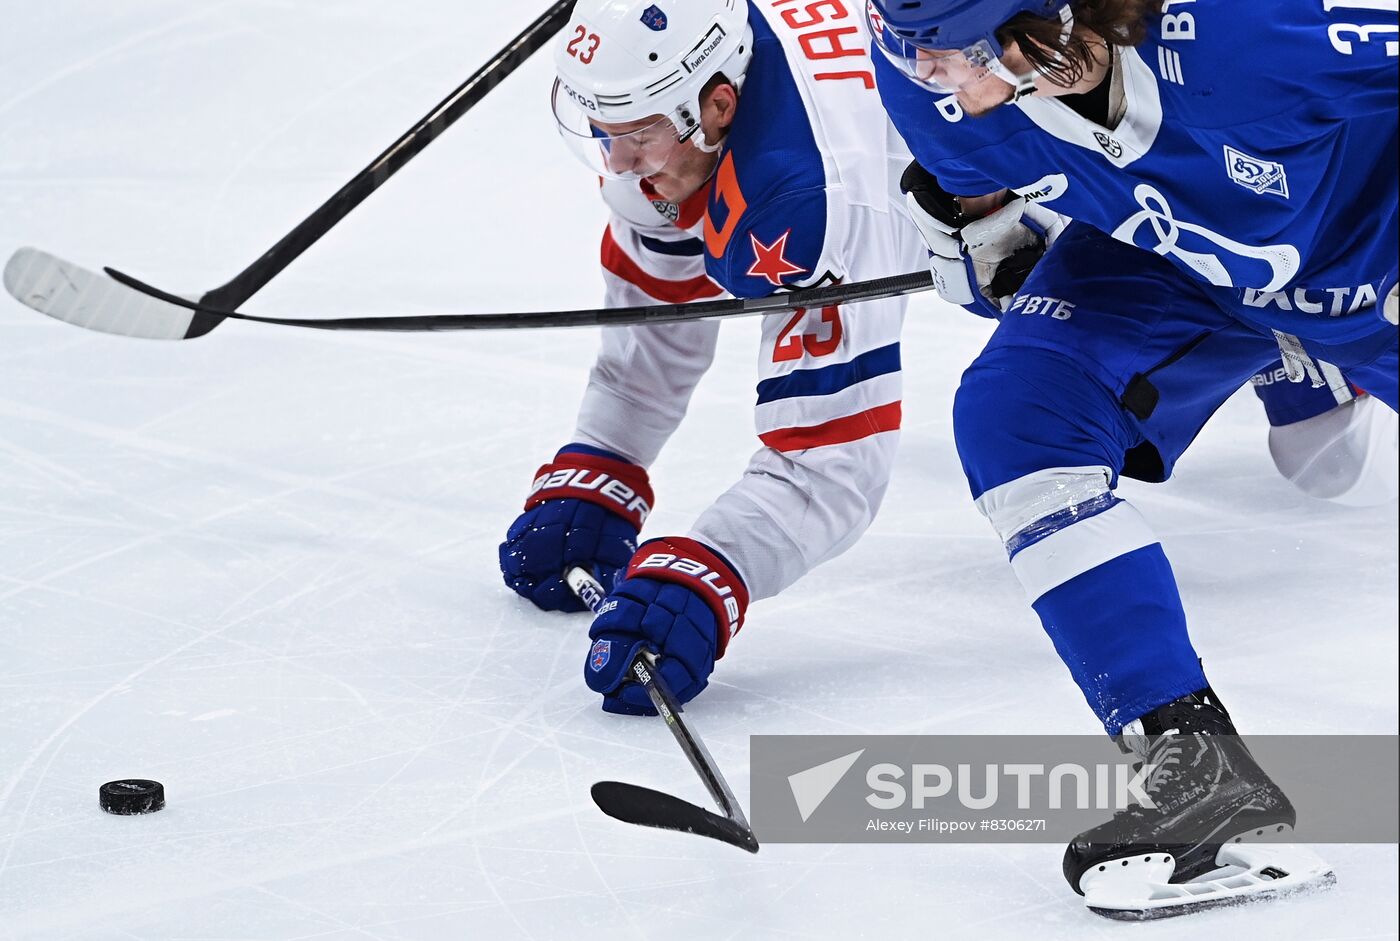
xmin=590 ymin=781 xmax=759 ymax=854
xmin=4 ymin=248 xmax=202 ymax=340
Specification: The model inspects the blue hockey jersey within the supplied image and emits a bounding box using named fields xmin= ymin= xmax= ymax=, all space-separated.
xmin=874 ymin=0 xmax=1399 ymax=344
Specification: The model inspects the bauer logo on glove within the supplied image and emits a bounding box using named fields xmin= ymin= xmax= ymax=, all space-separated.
xmin=634 ymin=550 xmax=744 ymax=636
xmin=500 ymin=444 xmax=654 ymax=613
xmin=529 ymin=463 xmax=653 ymax=528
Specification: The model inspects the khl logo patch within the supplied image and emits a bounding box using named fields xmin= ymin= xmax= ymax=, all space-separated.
xmin=650 ymin=198 xmax=680 ymax=224
xmin=1224 ymin=145 xmax=1289 ymax=199
xmin=1093 ymin=131 xmax=1123 ymax=159
xmin=640 ymin=5 xmax=668 ymax=31
xmin=590 ymin=638 xmax=612 ymax=672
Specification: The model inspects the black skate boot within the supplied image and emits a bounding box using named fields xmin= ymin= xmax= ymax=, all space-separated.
xmin=1064 ymin=688 xmax=1334 ymax=920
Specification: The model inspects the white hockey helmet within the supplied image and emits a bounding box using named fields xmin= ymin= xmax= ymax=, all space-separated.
xmin=552 ymin=0 xmax=754 ymax=180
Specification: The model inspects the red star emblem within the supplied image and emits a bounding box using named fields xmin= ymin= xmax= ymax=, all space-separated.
xmin=746 ymin=230 xmax=807 ymax=287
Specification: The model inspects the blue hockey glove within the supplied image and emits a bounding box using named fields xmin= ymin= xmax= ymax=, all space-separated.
xmin=499 ymin=444 xmax=653 ymax=613
xmin=584 ymin=537 xmax=749 ymax=715
xmin=901 ymin=160 xmax=1065 ymax=318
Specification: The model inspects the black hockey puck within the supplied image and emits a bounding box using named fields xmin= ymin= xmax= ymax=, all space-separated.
xmin=99 ymin=779 xmax=165 ymax=816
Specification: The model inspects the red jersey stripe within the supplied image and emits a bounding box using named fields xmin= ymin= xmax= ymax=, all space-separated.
xmin=601 ymin=227 xmax=723 ymax=304
xmin=758 ymin=402 xmax=903 ymax=452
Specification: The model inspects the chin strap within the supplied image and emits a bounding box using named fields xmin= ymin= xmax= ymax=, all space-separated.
xmin=692 ymin=127 xmax=725 ymax=154
xmin=677 ymin=110 xmax=728 ymax=154
xmin=991 ymin=60 xmax=1040 ymax=100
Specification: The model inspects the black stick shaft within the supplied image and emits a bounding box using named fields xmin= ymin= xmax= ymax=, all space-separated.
xmin=199 ymin=1 xmax=574 ymax=312
xmin=624 ymin=657 xmax=748 ymax=826
xmin=105 ymin=263 xmax=934 ymax=333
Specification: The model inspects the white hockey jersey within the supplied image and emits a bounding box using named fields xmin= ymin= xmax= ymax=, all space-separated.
xmin=574 ymin=0 xmax=927 ymax=602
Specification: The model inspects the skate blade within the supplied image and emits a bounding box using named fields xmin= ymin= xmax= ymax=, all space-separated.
xmin=1083 ymin=841 xmax=1335 ymax=921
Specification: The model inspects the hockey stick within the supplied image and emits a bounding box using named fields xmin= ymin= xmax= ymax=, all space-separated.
xmin=566 ymin=567 xmax=759 ymax=854
xmin=3 ymin=247 xmax=933 ymax=338
xmin=2 ymin=2 xmax=575 ymax=340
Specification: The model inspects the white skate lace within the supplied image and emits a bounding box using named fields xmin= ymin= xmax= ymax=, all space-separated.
xmin=1116 ymin=724 xmax=1188 ymax=819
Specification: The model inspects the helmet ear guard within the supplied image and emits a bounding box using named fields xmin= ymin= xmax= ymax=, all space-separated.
xmin=667 ymin=23 xmax=754 ymax=152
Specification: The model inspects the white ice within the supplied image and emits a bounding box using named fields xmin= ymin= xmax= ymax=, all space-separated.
xmin=0 ymin=3 xmax=1395 ymax=939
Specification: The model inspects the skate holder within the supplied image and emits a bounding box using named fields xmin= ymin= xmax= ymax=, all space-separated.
xmin=1082 ymin=843 xmax=1335 ymax=916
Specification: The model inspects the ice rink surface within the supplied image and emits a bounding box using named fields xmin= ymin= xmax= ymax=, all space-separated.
xmin=0 ymin=3 xmax=1395 ymax=939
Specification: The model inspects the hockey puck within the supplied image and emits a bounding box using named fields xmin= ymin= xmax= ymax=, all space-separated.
xmin=99 ymin=779 xmax=165 ymax=816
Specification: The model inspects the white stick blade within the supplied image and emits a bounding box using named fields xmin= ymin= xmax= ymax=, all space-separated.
xmin=3 ymin=247 xmax=198 ymax=340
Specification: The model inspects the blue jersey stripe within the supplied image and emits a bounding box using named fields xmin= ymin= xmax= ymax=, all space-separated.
xmin=640 ymin=235 xmax=705 ymax=257
xmin=756 ymin=343 xmax=901 ymax=404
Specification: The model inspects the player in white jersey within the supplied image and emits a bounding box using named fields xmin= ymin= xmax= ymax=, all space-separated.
xmin=499 ymin=0 xmax=928 ymax=713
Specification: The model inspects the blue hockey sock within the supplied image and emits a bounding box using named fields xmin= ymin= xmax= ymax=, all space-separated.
xmin=1029 ymin=543 xmax=1206 ymax=734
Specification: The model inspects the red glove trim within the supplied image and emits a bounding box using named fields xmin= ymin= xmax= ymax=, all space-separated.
xmin=525 ymin=453 xmax=654 ymax=529
xmin=626 ymin=537 xmax=750 ymax=658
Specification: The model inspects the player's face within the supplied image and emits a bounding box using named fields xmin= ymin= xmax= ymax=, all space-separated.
xmin=876 ymin=17 xmax=1112 ymax=118
xmin=588 ymin=116 xmax=685 ymax=179
xmin=912 ymin=47 xmax=990 ymax=91
xmin=956 ymin=39 xmax=1113 ymax=116
xmin=553 ymin=81 xmax=734 ymax=203
xmin=583 ymin=116 xmax=716 ymax=202
xmin=912 ymin=47 xmax=1016 ymax=115
xmin=874 ymin=20 xmax=1015 ymax=109
xmin=552 ymin=81 xmax=705 ymax=191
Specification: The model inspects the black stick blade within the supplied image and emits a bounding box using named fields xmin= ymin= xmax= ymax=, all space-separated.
xmin=591 ymin=781 xmax=759 ymax=854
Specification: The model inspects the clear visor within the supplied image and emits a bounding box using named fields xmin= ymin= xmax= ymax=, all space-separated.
xmin=551 ymin=80 xmax=688 ymax=181
xmin=872 ymin=27 xmax=1005 ymax=96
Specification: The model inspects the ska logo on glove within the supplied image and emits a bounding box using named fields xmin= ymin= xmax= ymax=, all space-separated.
xmin=590 ymin=638 xmax=612 ymax=672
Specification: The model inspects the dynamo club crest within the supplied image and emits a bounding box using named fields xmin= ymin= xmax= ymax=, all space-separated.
xmin=590 ymin=638 xmax=612 ymax=672
xmin=640 ymin=5 xmax=668 ymax=31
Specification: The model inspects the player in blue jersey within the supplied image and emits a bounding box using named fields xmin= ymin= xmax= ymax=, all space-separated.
xmin=868 ymin=0 xmax=1397 ymax=918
